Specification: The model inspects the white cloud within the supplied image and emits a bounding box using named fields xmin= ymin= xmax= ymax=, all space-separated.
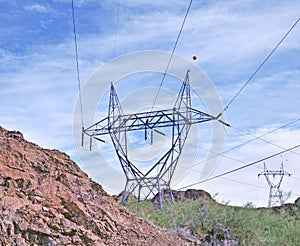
xmin=25 ymin=4 xmax=49 ymax=13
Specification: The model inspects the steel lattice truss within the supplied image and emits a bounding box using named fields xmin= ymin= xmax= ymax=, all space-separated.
xmin=258 ymin=162 xmax=291 ymax=207
xmin=83 ymin=70 xmax=217 ymax=208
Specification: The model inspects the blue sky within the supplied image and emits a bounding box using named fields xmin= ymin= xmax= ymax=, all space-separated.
xmin=1 ymin=0 xmax=300 ymax=207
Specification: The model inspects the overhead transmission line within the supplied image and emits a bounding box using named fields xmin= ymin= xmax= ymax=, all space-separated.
xmin=152 ymin=117 xmax=300 ymax=178
xmin=174 ymin=17 xmax=300 ymax=197
xmin=218 ymin=17 xmax=300 ymax=117
xmin=220 ymin=176 xmax=300 ymax=201
xmin=231 ymin=124 xmax=300 ymax=157
xmin=222 ymin=176 xmax=300 ymax=198
xmin=179 ymin=143 xmax=300 ymax=190
xmin=182 ymin=17 xmax=300 ymax=194
xmin=149 ymin=13 xmax=300 ymax=190
xmin=227 ymin=118 xmax=300 ymax=155
xmin=175 ymin=119 xmax=300 ymax=195
xmin=197 ymin=1 xmax=222 ymax=51
xmin=219 ymin=176 xmax=266 ymax=190
xmin=185 ymin=117 xmax=300 ymax=171
xmin=151 ymin=0 xmax=193 ymax=111
xmin=71 ymin=0 xmax=84 ymax=129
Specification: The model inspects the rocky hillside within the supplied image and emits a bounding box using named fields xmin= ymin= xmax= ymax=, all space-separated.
xmin=0 ymin=126 xmax=189 ymax=245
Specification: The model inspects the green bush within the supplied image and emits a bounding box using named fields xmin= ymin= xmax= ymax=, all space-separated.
xmin=125 ymin=198 xmax=300 ymax=245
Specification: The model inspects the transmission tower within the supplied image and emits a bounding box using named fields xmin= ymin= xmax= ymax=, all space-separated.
xmin=258 ymin=162 xmax=291 ymax=207
xmin=83 ymin=70 xmax=227 ymax=208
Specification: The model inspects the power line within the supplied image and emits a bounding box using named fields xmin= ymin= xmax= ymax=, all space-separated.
xmin=219 ymin=176 xmax=266 ymax=190
xmin=157 ymin=117 xmax=300 ymax=177
xmin=197 ymin=1 xmax=222 ymax=51
xmin=178 ymin=143 xmax=300 ymax=190
xmin=192 ymin=118 xmax=300 ymax=167
xmin=151 ymin=0 xmax=193 ymax=111
xmin=291 ymin=176 xmax=300 ymax=180
xmin=227 ymin=118 xmax=300 ymax=155
xmin=71 ymin=0 xmax=84 ymax=128
xmin=231 ymin=125 xmax=300 ymax=157
xmin=219 ymin=17 xmax=300 ymax=116
xmin=178 ymin=140 xmax=250 ymax=174
xmin=174 ymin=17 xmax=300 ymax=200
xmin=220 ymin=177 xmax=300 ymax=203
xmin=182 ymin=118 xmax=300 ymax=172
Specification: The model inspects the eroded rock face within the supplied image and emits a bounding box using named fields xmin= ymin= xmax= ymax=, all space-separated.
xmin=0 ymin=126 xmax=189 ymax=245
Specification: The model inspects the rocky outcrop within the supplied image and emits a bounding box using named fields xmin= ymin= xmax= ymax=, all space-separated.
xmin=151 ymin=188 xmax=213 ymax=205
xmin=172 ymin=189 xmax=212 ymax=202
xmin=0 ymin=126 xmax=189 ymax=245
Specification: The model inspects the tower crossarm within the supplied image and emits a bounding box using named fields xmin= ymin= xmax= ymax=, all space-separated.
xmin=83 ymin=117 xmax=109 ymax=137
xmin=258 ymin=170 xmax=291 ymax=177
xmin=83 ymin=107 xmax=216 ymax=138
xmin=189 ymin=108 xmax=216 ymax=124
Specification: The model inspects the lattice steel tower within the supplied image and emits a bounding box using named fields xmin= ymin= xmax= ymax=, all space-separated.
xmin=258 ymin=162 xmax=291 ymax=207
xmin=83 ymin=70 xmax=224 ymax=208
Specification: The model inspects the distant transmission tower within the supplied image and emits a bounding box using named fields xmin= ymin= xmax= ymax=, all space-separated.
xmin=258 ymin=162 xmax=291 ymax=207
xmin=83 ymin=70 xmax=228 ymax=209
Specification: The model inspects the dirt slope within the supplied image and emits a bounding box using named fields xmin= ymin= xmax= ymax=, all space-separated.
xmin=0 ymin=126 xmax=189 ymax=245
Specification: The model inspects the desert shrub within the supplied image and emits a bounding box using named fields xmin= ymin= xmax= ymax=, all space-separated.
xmin=125 ymin=198 xmax=300 ymax=245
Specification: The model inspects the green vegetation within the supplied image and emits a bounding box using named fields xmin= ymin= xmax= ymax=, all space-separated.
xmin=125 ymin=198 xmax=300 ymax=245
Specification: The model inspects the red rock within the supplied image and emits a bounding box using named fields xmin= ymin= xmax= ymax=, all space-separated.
xmin=0 ymin=126 xmax=189 ymax=245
